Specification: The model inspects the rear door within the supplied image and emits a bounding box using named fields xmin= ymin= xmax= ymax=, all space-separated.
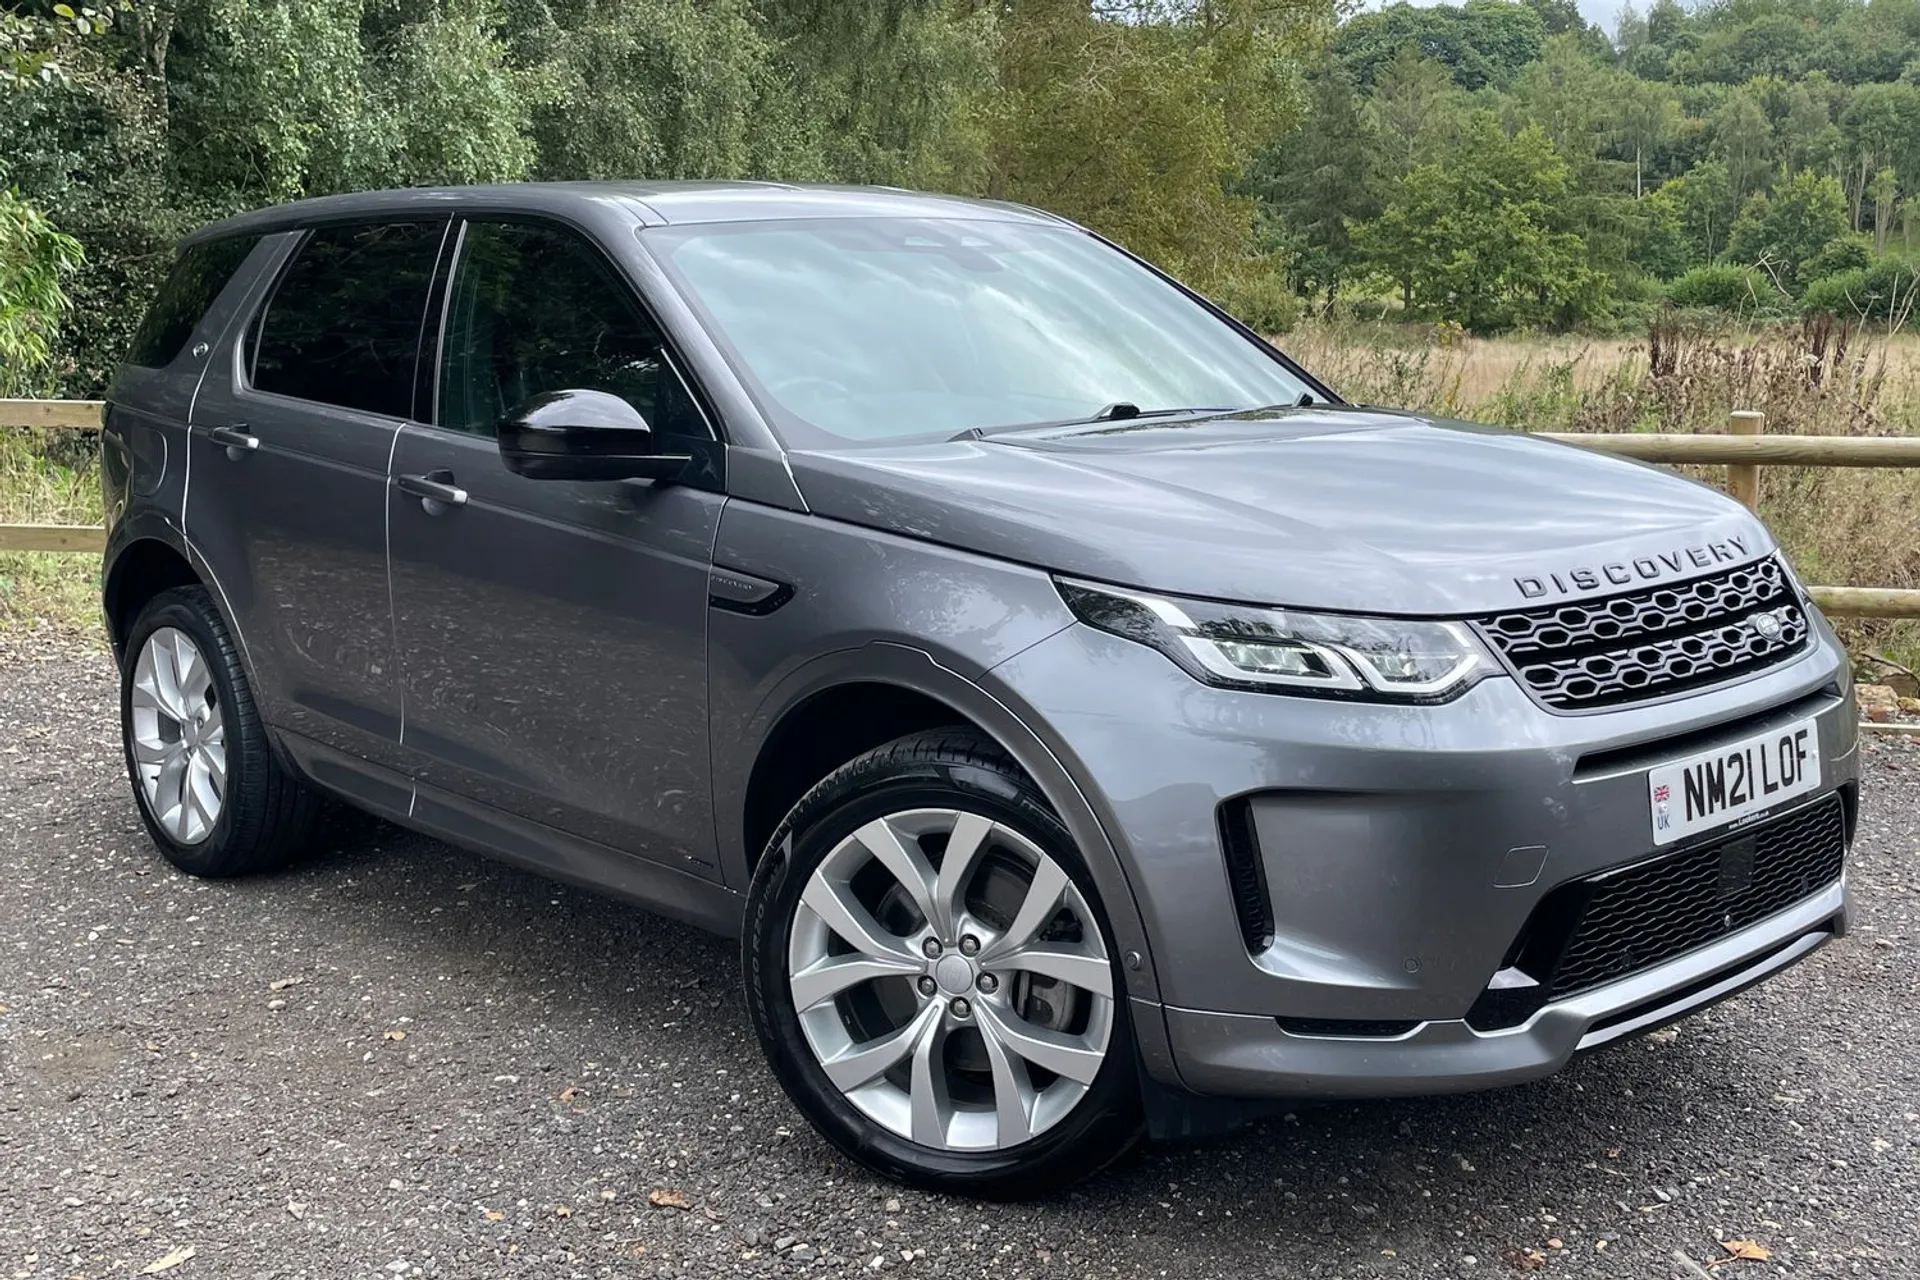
xmin=184 ymin=218 xmax=450 ymax=774
xmin=386 ymin=218 xmax=725 ymax=873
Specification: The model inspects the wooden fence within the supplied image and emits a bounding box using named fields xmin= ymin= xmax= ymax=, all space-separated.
xmin=4 ymin=398 xmax=1919 ymax=731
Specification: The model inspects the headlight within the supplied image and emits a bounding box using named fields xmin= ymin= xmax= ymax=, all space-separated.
xmin=1057 ymin=578 xmax=1496 ymax=701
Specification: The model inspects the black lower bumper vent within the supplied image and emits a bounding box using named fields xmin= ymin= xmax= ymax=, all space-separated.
xmin=1468 ymin=790 xmax=1848 ymax=1031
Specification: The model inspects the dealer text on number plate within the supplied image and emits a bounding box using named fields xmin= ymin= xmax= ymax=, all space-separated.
xmin=1646 ymin=717 xmax=1820 ymax=846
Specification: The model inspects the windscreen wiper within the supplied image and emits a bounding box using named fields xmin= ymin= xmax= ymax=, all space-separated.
xmin=949 ymin=403 xmax=1236 ymax=443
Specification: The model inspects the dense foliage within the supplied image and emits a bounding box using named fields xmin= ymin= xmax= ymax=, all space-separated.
xmin=1267 ymin=0 xmax=1920 ymax=331
xmin=0 ymin=0 xmax=1328 ymax=393
xmin=7 ymin=0 xmax=1920 ymax=392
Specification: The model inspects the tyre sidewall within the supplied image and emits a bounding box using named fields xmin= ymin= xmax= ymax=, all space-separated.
xmin=744 ymin=746 xmax=1141 ymax=1197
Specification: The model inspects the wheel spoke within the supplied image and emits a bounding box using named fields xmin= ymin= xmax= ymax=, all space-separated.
xmin=173 ymin=635 xmax=212 ymax=710
xmin=129 ymin=733 xmax=172 ymax=768
xmin=799 ymin=874 xmax=919 ymax=965
xmin=932 ymin=812 xmax=994 ymax=939
xmin=198 ymin=741 xmax=228 ymax=789
xmin=154 ymin=750 xmax=190 ymax=840
xmin=975 ymin=1011 xmax=1035 ymax=1147
xmin=994 ymin=944 xmax=1113 ymax=999
xmin=853 ymin=818 xmax=939 ymax=932
xmin=186 ymin=756 xmax=222 ymax=835
xmin=982 ymin=857 xmax=1069 ymax=960
xmin=157 ymin=632 xmax=193 ymax=719
xmin=976 ymin=1001 xmax=1104 ymax=1085
xmin=200 ymin=701 xmax=225 ymax=746
xmin=908 ymin=1015 xmax=952 ymax=1147
xmin=819 ymin=1002 xmax=940 ymax=1092
xmin=789 ymin=952 xmax=919 ymax=1013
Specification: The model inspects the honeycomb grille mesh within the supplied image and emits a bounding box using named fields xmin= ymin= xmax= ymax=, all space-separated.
xmin=1476 ymin=558 xmax=1810 ymax=711
xmin=1547 ymin=795 xmax=1845 ymax=1000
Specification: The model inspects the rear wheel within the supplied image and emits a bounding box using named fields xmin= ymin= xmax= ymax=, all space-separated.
xmin=120 ymin=586 xmax=319 ymax=877
xmin=744 ymin=730 xmax=1142 ymax=1197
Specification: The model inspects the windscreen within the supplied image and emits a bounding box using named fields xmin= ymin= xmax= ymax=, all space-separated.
xmin=646 ymin=217 xmax=1310 ymax=447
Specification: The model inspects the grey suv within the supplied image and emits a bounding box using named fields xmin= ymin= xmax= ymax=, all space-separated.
xmin=101 ymin=182 xmax=1857 ymax=1196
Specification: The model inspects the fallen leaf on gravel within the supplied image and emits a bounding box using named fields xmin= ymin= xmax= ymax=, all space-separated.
xmin=648 ymin=1188 xmax=691 ymax=1210
xmin=1712 ymin=1240 xmax=1772 ymax=1266
xmin=1502 ymin=1247 xmax=1545 ymax=1271
xmin=554 ymin=1205 xmax=572 ymax=1219
xmin=140 ymin=1246 xmax=195 ymax=1273
xmin=482 ymin=1211 xmax=504 ymax=1222
xmin=559 ymin=1086 xmax=581 ymax=1102
xmin=268 ymin=977 xmax=302 ymax=991
xmin=383 ymin=1030 xmax=406 ymax=1042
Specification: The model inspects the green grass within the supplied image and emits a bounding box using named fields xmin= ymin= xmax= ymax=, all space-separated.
xmin=0 ymin=426 xmax=105 ymax=643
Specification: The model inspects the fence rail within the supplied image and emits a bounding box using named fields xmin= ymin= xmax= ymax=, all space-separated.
xmin=4 ymin=399 xmax=1920 ymax=729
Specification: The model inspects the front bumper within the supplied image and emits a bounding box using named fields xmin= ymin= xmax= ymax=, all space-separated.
xmin=985 ymin=611 xmax=1857 ymax=1098
xmin=1156 ymin=877 xmax=1844 ymax=1097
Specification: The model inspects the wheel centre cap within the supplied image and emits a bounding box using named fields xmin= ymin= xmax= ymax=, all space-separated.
xmin=932 ymin=954 xmax=974 ymax=995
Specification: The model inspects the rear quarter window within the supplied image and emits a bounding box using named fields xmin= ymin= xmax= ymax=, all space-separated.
xmin=247 ymin=220 xmax=446 ymax=419
xmin=125 ymin=235 xmax=262 ymax=369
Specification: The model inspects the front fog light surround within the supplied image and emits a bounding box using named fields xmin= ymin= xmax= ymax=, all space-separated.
xmin=1057 ymin=578 xmax=1495 ymax=701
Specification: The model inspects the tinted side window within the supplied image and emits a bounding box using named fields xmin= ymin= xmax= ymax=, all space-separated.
xmin=438 ymin=221 xmax=703 ymax=437
xmin=250 ymin=220 xmax=445 ymax=418
xmin=126 ymin=235 xmax=261 ymax=368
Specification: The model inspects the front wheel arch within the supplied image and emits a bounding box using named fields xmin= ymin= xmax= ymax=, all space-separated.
xmin=719 ymin=643 xmax=1163 ymax=1010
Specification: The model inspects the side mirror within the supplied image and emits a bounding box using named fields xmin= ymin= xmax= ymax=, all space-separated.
xmin=497 ymin=389 xmax=690 ymax=482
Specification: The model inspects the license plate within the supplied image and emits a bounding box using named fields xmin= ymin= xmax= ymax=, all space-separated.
xmin=1647 ymin=717 xmax=1820 ymax=846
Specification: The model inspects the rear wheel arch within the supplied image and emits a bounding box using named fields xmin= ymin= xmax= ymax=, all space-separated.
xmin=105 ymin=538 xmax=200 ymax=658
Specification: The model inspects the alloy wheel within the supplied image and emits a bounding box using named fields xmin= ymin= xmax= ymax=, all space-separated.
xmin=128 ymin=626 xmax=227 ymax=845
xmin=787 ymin=807 xmax=1115 ymax=1152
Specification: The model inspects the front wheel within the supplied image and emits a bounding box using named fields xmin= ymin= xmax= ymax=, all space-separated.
xmin=744 ymin=730 xmax=1142 ymax=1197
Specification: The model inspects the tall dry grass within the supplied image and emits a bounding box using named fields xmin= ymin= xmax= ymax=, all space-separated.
xmin=0 ymin=427 xmax=102 ymax=639
xmin=1283 ymin=317 xmax=1920 ymax=668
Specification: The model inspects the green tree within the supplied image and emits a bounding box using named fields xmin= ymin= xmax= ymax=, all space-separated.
xmin=1248 ymin=61 xmax=1377 ymax=309
xmin=0 ymin=190 xmax=84 ymax=395
xmin=989 ymin=0 xmax=1323 ymax=282
xmin=1365 ymin=46 xmax=1464 ymax=179
xmin=1662 ymin=159 xmax=1736 ymax=263
xmin=1355 ymin=114 xmax=1600 ymax=330
xmin=1334 ymin=0 xmax=1545 ymax=91
xmin=1726 ymin=169 xmax=1850 ymax=294
xmin=1709 ymin=85 xmax=1773 ymax=214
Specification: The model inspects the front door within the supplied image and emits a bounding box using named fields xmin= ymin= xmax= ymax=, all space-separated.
xmin=185 ymin=218 xmax=450 ymax=771
xmin=387 ymin=218 xmax=724 ymax=873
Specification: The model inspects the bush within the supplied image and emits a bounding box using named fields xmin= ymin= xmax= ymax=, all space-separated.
xmin=1801 ymin=257 xmax=1920 ymax=326
xmin=1804 ymin=233 xmax=1872 ymax=282
xmin=1206 ymin=265 xmax=1302 ymax=335
xmin=1665 ymin=263 xmax=1772 ymax=313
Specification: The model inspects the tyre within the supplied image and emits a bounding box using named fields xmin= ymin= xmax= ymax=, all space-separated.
xmin=120 ymin=585 xmax=319 ymax=877
xmin=744 ymin=729 xmax=1143 ymax=1197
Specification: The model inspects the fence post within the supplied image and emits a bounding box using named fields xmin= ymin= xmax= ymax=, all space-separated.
xmin=1728 ymin=410 xmax=1764 ymax=509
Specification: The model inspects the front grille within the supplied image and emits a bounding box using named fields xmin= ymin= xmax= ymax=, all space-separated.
xmin=1466 ymin=792 xmax=1847 ymax=1030
xmin=1548 ymin=794 xmax=1845 ymax=999
xmin=1476 ymin=557 xmax=1810 ymax=712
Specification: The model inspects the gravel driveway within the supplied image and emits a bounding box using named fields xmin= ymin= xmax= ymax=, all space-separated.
xmin=2 ymin=639 xmax=1916 ymax=1280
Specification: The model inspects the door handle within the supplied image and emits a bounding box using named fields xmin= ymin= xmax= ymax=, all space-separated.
xmin=397 ymin=470 xmax=469 ymax=514
xmin=208 ymin=425 xmax=259 ymax=456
